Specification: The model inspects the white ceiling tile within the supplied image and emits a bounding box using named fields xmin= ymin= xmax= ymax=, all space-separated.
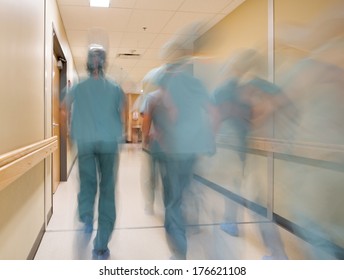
xmin=126 ymin=10 xmax=175 ymax=33
xmin=66 ymin=30 xmax=89 ymax=46
xmin=179 ymin=0 xmax=232 ymax=13
xmin=108 ymin=32 xmax=124 ymax=48
xmin=108 ymin=63 xmax=126 ymax=82
xmin=107 ymin=47 xmax=120 ymax=59
xmin=128 ymin=67 xmax=154 ymax=81
xmin=134 ymin=0 xmax=185 ymax=11
xmin=161 ymin=12 xmax=214 ymax=35
xmin=149 ymin=33 xmax=176 ymax=49
xmin=90 ymin=8 xmax=132 ymax=32
xmin=135 ymin=59 xmax=161 ymax=68
xmin=71 ymin=46 xmax=89 ymax=58
xmin=113 ymin=57 xmax=140 ymax=68
xmin=59 ymin=6 xmax=92 ymax=30
xmin=120 ymin=32 xmax=158 ymax=49
xmin=222 ymin=0 xmax=245 ymax=15
xmin=141 ymin=48 xmax=162 ymax=60
xmin=110 ymin=0 xmax=137 ymax=9
xmin=57 ymin=0 xmax=89 ymax=6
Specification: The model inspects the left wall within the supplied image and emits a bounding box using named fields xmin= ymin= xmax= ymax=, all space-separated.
xmin=0 ymin=0 xmax=77 ymax=259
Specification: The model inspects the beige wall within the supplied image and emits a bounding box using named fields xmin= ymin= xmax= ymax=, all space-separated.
xmin=274 ymin=0 xmax=344 ymax=250
xmin=274 ymin=0 xmax=344 ymax=81
xmin=0 ymin=0 xmax=45 ymax=259
xmin=0 ymin=1 xmax=45 ymax=153
xmin=195 ymin=0 xmax=268 ymax=58
xmin=0 ymin=0 xmax=77 ymax=259
xmin=195 ymin=0 xmax=269 ymax=90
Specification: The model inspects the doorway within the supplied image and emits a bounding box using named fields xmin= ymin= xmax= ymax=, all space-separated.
xmin=51 ymin=30 xmax=68 ymax=196
xmin=52 ymin=54 xmax=61 ymax=194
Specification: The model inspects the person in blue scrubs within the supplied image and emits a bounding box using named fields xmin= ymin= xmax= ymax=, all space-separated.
xmin=144 ymin=44 xmax=216 ymax=259
xmin=213 ymin=49 xmax=290 ymax=259
xmin=64 ymin=45 xmax=125 ymax=260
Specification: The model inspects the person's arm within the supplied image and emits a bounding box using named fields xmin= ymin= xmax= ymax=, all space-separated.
xmin=142 ymin=111 xmax=152 ymax=150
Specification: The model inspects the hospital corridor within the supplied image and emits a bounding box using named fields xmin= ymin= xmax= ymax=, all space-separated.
xmin=0 ymin=0 xmax=343 ymax=266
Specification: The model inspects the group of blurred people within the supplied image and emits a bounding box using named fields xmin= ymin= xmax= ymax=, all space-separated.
xmin=138 ymin=10 xmax=343 ymax=259
xmin=62 ymin=7 xmax=343 ymax=259
xmin=138 ymin=41 xmax=292 ymax=259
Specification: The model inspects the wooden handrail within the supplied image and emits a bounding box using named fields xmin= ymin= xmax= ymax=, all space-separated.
xmin=216 ymin=134 xmax=344 ymax=164
xmin=0 ymin=136 xmax=58 ymax=192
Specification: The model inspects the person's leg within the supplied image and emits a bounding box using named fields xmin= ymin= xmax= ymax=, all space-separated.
xmin=221 ymin=142 xmax=246 ymax=237
xmin=140 ymin=150 xmax=156 ymax=214
xmin=93 ymin=142 xmax=118 ymax=258
xmin=77 ymin=142 xmax=97 ymax=232
xmin=163 ymin=156 xmax=192 ymax=259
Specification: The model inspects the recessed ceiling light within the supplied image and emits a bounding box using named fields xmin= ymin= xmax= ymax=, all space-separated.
xmin=90 ymin=0 xmax=110 ymax=8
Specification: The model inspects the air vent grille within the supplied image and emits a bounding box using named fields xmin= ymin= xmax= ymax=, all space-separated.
xmin=117 ymin=53 xmax=141 ymax=58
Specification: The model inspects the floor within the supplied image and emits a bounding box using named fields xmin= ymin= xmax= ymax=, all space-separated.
xmin=34 ymin=144 xmax=333 ymax=260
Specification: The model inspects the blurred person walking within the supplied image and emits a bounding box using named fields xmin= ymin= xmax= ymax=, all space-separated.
xmin=63 ymin=44 xmax=125 ymax=260
xmin=213 ymin=49 xmax=291 ymax=259
xmin=142 ymin=42 xmax=216 ymax=259
xmin=139 ymin=67 xmax=163 ymax=215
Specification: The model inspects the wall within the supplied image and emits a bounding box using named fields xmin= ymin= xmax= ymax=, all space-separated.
xmin=0 ymin=0 xmax=45 ymax=259
xmin=0 ymin=0 xmax=77 ymax=259
xmin=273 ymin=0 xmax=344 ymax=253
xmin=195 ymin=0 xmax=268 ymax=58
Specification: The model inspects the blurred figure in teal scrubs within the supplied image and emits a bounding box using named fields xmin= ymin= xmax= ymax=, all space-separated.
xmin=143 ymin=41 xmax=216 ymax=259
xmin=63 ymin=44 xmax=125 ymax=260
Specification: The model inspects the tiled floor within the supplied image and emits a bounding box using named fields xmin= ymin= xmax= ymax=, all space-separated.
xmin=34 ymin=144 xmax=333 ymax=260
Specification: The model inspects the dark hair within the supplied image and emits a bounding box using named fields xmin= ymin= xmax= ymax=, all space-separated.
xmin=87 ymin=47 xmax=106 ymax=76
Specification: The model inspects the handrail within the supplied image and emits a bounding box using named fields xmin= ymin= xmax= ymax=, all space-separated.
xmin=0 ymin=136 xmax=58 ymax=192
xmin=216 ymin=134 xmax=344 ymax=164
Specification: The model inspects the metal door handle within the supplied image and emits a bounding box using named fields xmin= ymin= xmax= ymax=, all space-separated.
xmin=53 ymin=123 xmax=59 ymax=127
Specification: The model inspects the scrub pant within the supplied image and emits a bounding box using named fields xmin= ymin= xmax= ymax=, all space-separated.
xmin=160 ymin=154 xmax=196 ymax=259
xmin=140 ymin=149 xmax=160 ymax=210
xmin=77 ymin=140 xmax=119 ymax=251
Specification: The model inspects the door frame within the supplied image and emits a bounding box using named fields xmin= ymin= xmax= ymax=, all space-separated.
xmin=52 ymin=28 xmax=68 ymax=182
xmin=48 ymin=27 xmax=68 ymax=222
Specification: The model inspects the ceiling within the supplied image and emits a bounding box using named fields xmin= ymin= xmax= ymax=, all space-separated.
xmin=56 ymin=0 xmax=245 ymax=92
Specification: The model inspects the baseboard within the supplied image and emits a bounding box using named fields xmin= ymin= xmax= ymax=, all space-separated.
xmin=46 ymin=207 xmax=53 ymax=225
xmin=274 ymin=214 xmax=344 ymax=260
xmin=193 ymin=174 xmax=267 ymax=217
xmin=27 ymin=223 xmax=45 ymax=260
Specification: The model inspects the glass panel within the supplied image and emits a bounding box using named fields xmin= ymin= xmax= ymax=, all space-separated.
xmin=274 ymin=157 xmax=344 ymax=254
xmin=195 ymin=146 xmax=270 ymax=224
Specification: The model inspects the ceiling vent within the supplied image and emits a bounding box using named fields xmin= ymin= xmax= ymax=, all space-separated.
xmin=117 ymin=50 xmax=141 ymax=59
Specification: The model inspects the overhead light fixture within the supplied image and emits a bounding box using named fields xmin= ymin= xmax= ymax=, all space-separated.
xmin=90 ymin=0 xmax=110 ymax=8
